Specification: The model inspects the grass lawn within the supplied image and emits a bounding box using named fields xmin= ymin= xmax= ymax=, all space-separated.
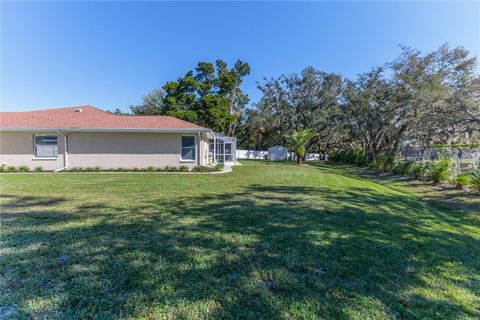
xmin=1 ymin=160 xmax=479 ymax=319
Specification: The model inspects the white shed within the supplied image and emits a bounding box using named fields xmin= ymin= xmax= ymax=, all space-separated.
xmin=268 ymin=146 xmax=288 ymax=161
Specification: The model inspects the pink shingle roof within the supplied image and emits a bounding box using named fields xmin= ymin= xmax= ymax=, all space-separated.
xmin=0 ymin=106 xmax=208 ymax=131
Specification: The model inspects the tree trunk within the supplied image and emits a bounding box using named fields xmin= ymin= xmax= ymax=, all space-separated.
xmin=366 ymin=147 xmax=377 ymax=162
xmin=323 ymin=143 xmax=330 ymax=161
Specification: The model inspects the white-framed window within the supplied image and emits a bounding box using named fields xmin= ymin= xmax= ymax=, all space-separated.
xmin=34 ymin=135 xmax=58 ymax=158
xmin=181 ymin=136 xmax=196 ymax=161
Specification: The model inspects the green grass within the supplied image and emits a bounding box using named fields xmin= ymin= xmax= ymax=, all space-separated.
xmin=1 ymin=160 xmax=479 ymax=319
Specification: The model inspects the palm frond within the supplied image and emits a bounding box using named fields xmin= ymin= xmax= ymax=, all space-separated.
xmin=292 ymin=129 xmax=318 ymax=149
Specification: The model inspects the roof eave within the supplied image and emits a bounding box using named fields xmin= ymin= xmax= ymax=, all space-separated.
xmin=0 ymin=127 xmax=210 ymax=133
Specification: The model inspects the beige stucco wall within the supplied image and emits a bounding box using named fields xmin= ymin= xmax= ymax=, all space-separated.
xmin=201 ymin=138 xmax=210 ymax=165
xmin=0 ymin=131 xmax=209 ymax=170
xmin=0 ymin=131 xmax=65 ymax=171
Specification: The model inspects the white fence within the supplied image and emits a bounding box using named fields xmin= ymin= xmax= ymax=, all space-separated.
xmin=236 ymin=149 xmax=323 ymax=161
xmin=236 ymin=150 xmax=269 ymax=159
xmin=289 ymin=152 xmax=322 ymax=161
xmin=401 ymin=146 xmax=480 ymax=171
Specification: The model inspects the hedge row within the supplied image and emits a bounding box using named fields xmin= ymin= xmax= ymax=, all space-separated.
xmin=0 ymin=163 xmax=224 ymax=173
xmin=330 ymin=150 xmax=480 ymax=193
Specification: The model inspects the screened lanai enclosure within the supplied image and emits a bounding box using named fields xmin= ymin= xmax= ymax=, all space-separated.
xmin=209 ymin=132 xmax=237 ymax=164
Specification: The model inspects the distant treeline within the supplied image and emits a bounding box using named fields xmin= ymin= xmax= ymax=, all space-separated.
xmin=239 ymin=44 xmax=479 ymax=163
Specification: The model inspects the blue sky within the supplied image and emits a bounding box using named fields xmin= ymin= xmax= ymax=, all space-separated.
xmin=1 ymin=1 xmax=479 ymax=112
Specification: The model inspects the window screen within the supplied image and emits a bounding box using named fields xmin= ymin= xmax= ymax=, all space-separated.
xmin=181 ymin=136 xmax=196 ymax=161
xmin=225 ymin=143 xmax=232 ymax=154
xmin=34 ymin=135 xmax=58 ymax=158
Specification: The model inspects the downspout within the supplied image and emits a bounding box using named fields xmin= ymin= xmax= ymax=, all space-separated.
xmin=213 ymin=133 xmax=216 ymax=164
xmin=233 ymin=137 xmax=237 ymax=164
xmin=197 ymin=132 xmax=202 ymax=166
xmin=55 ymin=131 xmax=68 ymax=172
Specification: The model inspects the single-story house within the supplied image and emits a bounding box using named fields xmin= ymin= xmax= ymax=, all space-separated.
xmin=0 ymin=105 xmax=236 ymax=171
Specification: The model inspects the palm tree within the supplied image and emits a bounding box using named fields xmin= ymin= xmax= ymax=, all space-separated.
xmin=291 ymin=129 xmax=318 ymax=165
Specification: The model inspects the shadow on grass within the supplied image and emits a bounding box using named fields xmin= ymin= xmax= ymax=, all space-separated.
xmin=1 ymin=194 xmax=66 ymax=209
xmin=1 ymin=180 xmax=479 ymax=319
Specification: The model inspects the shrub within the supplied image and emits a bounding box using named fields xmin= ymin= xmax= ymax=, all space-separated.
xmin=6 ymin=166 xmax=17 ymax=172
xmin=329 ymin=152 xmax=339 ymax=161
xmin=19 ymin=165 xmax=31 ymax=172
xmin=0 ymin=165 xmax=6 ymax=173
xmin=192 ymin=166 xmax=215 ymax=172
xmin=406 ymin=162 xmax=430 ymax=180
xmin=179 ymin=166 xmax=189 ymax=172
xmin=20 ymin=165 xmax=225 ymax=173
xmin=428 ymin=158 xmax=452 ymax=183
xmin=330 ymin=151 xmax=346 ymax=162
xmin=374 ymin=154 xmax=395 ymax=171
xmin=162 ymin=166 xmax=175 ymax=172
xmin=454 ymin=174 xmax=470 ymax=189
xmin=471 ymin=171 xmax=480 ymax=193
xmin=392 ymin=163 xmax=400 ymax=174
xmin=354 ymin=153 xmax=370 ymax=166
xmin=394 ymin=161 xmax=412 ymax=175
xmin=344 ymin=151 xmax=357 ymax=163
xmin=330 ymin=150 xmax=367 ymax=165
xmin=332 ymin=151 xmax=345 ymax=162
xmin=392 ymin=160 xmax=405 ymax=174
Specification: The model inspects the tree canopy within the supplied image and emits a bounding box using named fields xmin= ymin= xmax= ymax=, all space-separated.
xmin=130 ymin=60 xmax=250 ymax=135
xmin=239 ymin=67 xmax=344 ymax=153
